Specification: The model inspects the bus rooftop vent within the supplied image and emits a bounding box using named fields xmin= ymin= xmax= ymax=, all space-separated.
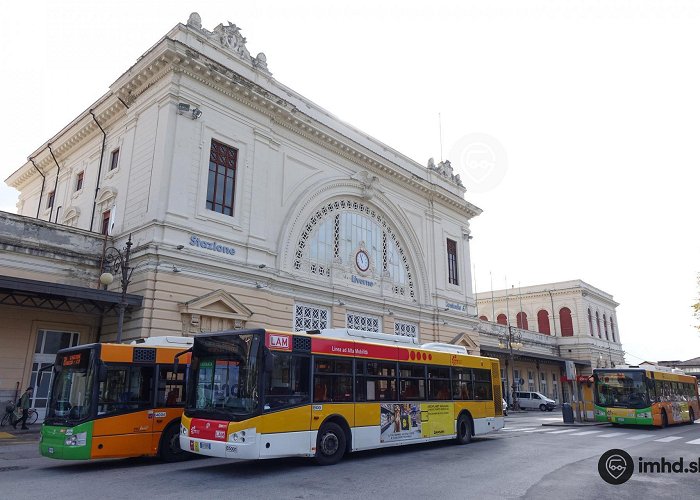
xmin=133 ymin=347 xmax=156 ymax=363
xmin=318 ymin=328 xmax=419 ymax=346
xmin=130 ymin=336 xmax=194 ymax=347
xmin=420 ymin=343 xmax=468 ymax=354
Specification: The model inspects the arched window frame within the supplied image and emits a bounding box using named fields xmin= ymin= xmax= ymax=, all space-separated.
xmin=537 ymin=310 xmax=551 ymax=335
xmin=496 ymin=314 xmax=508 ymax=326
xmin=293 ymin=199 xmax=415 ymax=299
xmin=560 ymin=307 xmax=574 ymax=336
xmin=516 ymin=311 xmax=528 ymax=330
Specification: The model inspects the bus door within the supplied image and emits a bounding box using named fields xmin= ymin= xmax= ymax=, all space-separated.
xmin=93 ymin=364 xmax=155 ymax=458
xmin=150 ymin=364 xmax=187 ymax=452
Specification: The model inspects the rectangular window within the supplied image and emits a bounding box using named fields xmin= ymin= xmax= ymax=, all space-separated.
xmin=394 ymin=320 xmax=418 ymax=339
xmin=528 ymin=371 xmax=535 ymax=392
xmin=473 ymin=369 xmax=493 ymax=400
xmin=75 ymin=172 xmax=84 ymax=192
xmin=98 ymin=365 xmax=155 ymax=415
xmin=293 ymin=304 xmax=329 ymax=331
xmin=447 ymin=238 xmax=458 ymax=285
xmin=452 ymin=367 xmax=474 ymax=400
xmin=264 ymin=352 xmax=310 ymax=411
xmin=347 ymin=312 xmax=381 ymax=332
xmin=109 ymin=148 xmax=120 ymax=171
xmin=399 ymin=364 xmax=425 ymax=400
xmin=427 ymin=366 xmax=451 ymax=400
xmin=313 ymin=357 xmax=353 ymax=403
xmin=206 ymin=139 xmax=238 ymax=217
xmin=157 ymin=364 xmax=187 ymax=407
xmin=356 ymin=360 xmax=397 ymax=402
xmin=101 ymin=210 xmax=111 ymax=235
xmin=47 ymin=190 xmax=55 ymax=209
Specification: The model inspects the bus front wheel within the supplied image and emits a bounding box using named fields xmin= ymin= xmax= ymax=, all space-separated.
xmin=660 ymin=411 xmax=668 ymax=429
xmin=456 ymin=414 xmax=472 ymax=445
xmin=159 ymin=423 xmax=189 ymax=462
xmin=315 ymin=422 xmax=346 ymax=466
xmin=688 ymin=408 xmax=695 ymax=425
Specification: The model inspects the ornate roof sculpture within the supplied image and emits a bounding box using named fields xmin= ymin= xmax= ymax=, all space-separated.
xmin=187 ymin=12 xmax=271 ymax=75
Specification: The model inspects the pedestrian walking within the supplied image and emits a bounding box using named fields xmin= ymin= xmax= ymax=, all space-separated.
xmin=13 ymin=387 xmax=33 ymax=430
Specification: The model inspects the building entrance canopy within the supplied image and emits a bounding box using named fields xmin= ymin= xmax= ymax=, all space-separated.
xmin=0 ymin=275 xmax=143 ymax=315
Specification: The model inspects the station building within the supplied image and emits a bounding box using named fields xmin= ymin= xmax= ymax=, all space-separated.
xmin=2 ymin=14 xmax=482 ymax=414
xmin=476 ymin=280 xmax=625 ymax=407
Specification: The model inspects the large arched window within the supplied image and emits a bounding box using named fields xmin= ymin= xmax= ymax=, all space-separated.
xmin=560 ymin=307 xmax=574 ymax=336
xmin=603 ymin=314 xmax=609 ymax=340
xmin=596 ymin=311 xmax=601 ymax=338
xmin=537 ymin=310 xmax=551 ymax=335
xmin=497 ymin=314 xmax=508 ymax=325
xmin=588 ymin=309 xmax=594 ymax=336
xmin=516 ymin=312 xmax=528 ymax=330
xmin=610 ymin=317 xmax=616 ymax=342
xmin=479 ymin=315 xmax=488 ymax=321
xmin=294 ymin=199 xmax=414 ymax=299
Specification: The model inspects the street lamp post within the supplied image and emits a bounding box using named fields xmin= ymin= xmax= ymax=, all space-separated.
xmin=499 ymin=325 xmax=523 ymax=410
xmin=99 ymin=234 xmax=134 ymax=344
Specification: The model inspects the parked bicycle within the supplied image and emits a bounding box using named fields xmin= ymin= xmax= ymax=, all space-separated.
xmin=1 ymin=401 xmax=38 ymax=427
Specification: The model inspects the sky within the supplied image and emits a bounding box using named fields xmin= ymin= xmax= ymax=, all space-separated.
xmin=2 ymin=1 xmax=699 ymax=363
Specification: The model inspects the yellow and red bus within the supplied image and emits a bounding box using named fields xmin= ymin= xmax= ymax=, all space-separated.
xmin=40 ymin=337 xmax=192 ymax=461
xmin=594 ymin=367 xmax=699 ymax=427
xmin=180 ymin=328 xmax=504 ymax=465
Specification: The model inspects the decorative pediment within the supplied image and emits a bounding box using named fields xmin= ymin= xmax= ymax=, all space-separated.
xmin=95 ymin=186 xmax=118 ymax=205
xmin=450 ymin=331 xmax=479 ymax=354
xmin=179 ymin=289 xmax=253 ymax=320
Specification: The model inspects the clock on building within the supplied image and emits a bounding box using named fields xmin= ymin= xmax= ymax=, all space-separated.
xmin=355 ymin=249 xmax=370 ymax=272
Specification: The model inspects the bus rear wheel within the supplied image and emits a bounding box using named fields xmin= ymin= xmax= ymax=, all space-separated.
xmin=159 ymin=423 xmax=189 ymax=462
xmin=456 ymin=414 xmax=472 ymax=445
xmin=688 ymin=408 xmax=695 ymax=425
xmin=315 ymin=422 xmax=346 ymax=466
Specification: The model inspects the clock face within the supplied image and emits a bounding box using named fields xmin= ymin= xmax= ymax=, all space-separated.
xmin=355 ymin=250 xmax=370 ymax=272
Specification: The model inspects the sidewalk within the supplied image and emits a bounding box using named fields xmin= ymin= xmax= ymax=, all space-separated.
xmin=0 ymin=425 xmax=41 ymax=445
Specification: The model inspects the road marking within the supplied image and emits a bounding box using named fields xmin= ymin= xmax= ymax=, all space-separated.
xmin=501 ymin=427 xmax=536 ymax=432
xmin=568 ymin=430 xmax=603 ymax=436
xmin=0 ymin=432 xmax=15 ymax=439
xmin=538 ymin=418 xmax=562 ymax=421
xmin=596 ymin=432 xmax=626 ymax=438
xmin=524 ymin=428 xmax=552 ymax=433
xmin=626 ymin=434 xmax=651 ymax=440
xmin=546 ymin=429 xmax=578 ymax=434
xmin=686 ymin=438 xmax=700 ymax=445
xmin=654 ymin=436 xmax=683 ymax=443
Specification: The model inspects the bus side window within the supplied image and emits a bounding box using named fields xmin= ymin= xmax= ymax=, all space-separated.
xmin=157 ymin=364 xmax=187 ymax=407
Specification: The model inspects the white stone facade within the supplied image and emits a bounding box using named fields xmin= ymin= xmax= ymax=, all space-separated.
xmin=4 ymin=14 xmax=482 ymax=354
xmin=476 ymin=280 xmax=625 ymax=369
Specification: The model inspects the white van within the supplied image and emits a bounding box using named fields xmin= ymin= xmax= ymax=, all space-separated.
xmin=514 ymin=391 xmax=556 ymax=411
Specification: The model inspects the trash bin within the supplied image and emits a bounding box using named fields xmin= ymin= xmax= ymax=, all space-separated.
xmin=562 ymin=403 xmax=574 ymax=423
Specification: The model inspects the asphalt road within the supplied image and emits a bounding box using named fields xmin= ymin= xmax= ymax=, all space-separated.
xmin=1 ymin=412 xmax=699 ymax=499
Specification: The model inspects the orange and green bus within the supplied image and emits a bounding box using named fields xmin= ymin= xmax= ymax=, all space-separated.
xmin=593 ymin=367 xmax=699 ymax=427
xmin=180 ymin=328 xmax=504 ymax=465
xmin=40 ymin=337 xmax=192 ymax=461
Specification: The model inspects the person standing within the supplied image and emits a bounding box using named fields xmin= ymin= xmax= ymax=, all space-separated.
xmin=13 ymin=387 xmax=33 ymax=430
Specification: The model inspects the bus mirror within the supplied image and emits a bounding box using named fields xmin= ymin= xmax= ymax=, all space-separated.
xmin=98 ymin=361 xmax=108 ymax=383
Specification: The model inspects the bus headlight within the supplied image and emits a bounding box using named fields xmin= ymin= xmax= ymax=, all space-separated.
xmin=229 ymin=430 xmax=246 ymax=443
xmin=181 ymin=425 xmax=188 ymax=436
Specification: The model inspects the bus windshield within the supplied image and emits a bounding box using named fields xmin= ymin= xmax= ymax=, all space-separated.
xmin=45 ymin=348 xmax=95 ymax=425
xmin=188 ymin=333 xmax=261 ymax=420
xmin=595 ymin=370 xmax=649 ymax=409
